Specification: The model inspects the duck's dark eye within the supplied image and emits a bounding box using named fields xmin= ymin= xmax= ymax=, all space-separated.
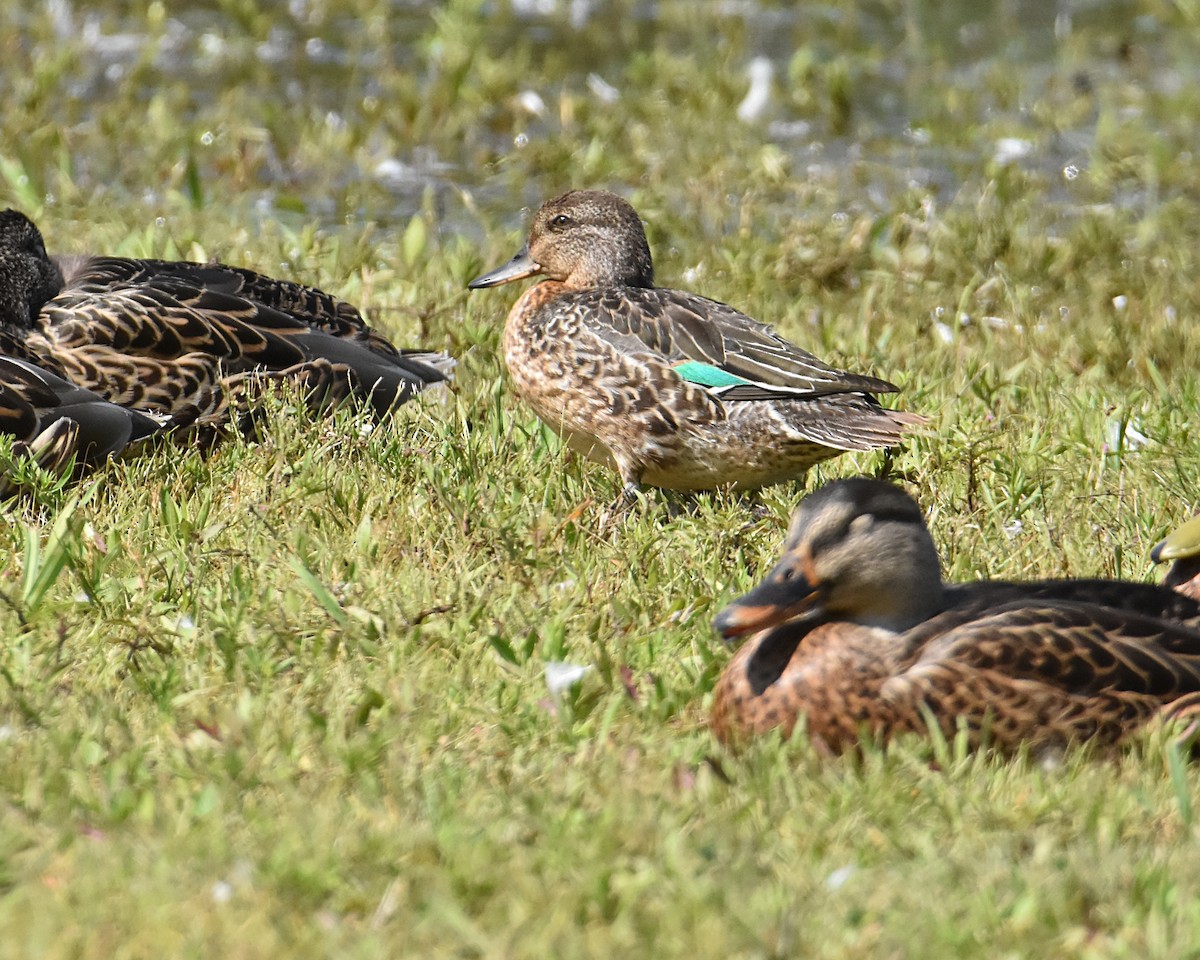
xmin=549 ymin=214 xmax=573 ymax=229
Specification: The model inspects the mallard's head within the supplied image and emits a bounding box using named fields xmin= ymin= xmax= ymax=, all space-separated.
xmin=714 ymin=478 xmax=945 ymax=639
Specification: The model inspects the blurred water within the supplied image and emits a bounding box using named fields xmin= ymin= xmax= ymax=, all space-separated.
xmin=3 ymin=0 xmax=1194 ymax=234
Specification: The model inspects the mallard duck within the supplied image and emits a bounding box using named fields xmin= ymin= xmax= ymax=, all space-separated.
xmin=711 ymin=478 xmax=1200 ymax=751
xmin=0 ymin=209 xmax=452 ymax=447
xmin=0 ymin=351 xmax=163 ymax=495
xmin=1152 ymin=515 xmax=1200 ymax=602
xmin=468 ymin=190 xmax=924 ymax=494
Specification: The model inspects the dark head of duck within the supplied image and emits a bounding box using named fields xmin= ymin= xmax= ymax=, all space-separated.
xmin=0 ymin=210 xmax=62 ymax=331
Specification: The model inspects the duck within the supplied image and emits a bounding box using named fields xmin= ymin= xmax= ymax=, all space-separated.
xmin=0 ymin=209 xmax=452 ymax=450
xmin=0 ymin=350 xmax=163 ymax=496
xmin=1151 ymin=515 xmax=1200 ymax=602
xmin=468 ymin=190 xmax=924 ymax=494
xmin=710 ymin=477 xmax=1200 ymax=751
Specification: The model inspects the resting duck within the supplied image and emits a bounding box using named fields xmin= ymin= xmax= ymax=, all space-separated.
xmin=0 ymin=209 xmax=452 ymax=451
xmin=468 ymin=190 xmax=923 ymax=494
xmin=711 ymin=478 xmax=1200 ymax=751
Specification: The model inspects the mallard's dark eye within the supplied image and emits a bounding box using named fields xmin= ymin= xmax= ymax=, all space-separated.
xmin=549 ymin=214 xmax=573 ymax=229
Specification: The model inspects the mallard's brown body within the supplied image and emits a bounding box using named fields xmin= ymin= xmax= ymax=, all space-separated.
xmin=713 ymin=479 xmax=1200 ymax=751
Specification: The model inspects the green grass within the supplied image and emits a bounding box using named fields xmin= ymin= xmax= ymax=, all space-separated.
xmin=4 ymin=1 xmax=1200 ymax=957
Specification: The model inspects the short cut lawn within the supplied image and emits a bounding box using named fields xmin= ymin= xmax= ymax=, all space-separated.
xmin=4 ymin=1 xmax=1200 ymax=957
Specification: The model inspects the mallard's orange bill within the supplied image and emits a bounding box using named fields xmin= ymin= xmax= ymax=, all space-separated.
xmin=712 ymin=573 xmax=820 ymax=640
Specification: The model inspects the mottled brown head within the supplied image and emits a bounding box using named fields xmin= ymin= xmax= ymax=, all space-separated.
xmin=0 ymin=209 xmax=62 ymax=331
xmin=468 ymin=190 xmax=654 ymax=291
xmin=713 ymin=478 xmax=945 ymax=638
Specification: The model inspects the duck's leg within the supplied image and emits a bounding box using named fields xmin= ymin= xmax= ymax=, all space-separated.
xmin=593 ymin=458 xmax=647 ymax=530
xmin=600 ymin=481 xmax=644 ymax=525
xmin=614 ymin=454 xmax=645 ymax=505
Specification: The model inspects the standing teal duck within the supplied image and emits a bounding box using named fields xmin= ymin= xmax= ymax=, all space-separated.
xmin=0 ymin=209 xmax=452 ymax=453
xmin=469 ymin=190 xmax=924 ymax=493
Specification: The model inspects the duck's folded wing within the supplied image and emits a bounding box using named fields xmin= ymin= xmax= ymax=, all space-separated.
xmin=0 ymin=362 xmax=46 ymax=441
xmin=942 ymin=579 xmax=1200 ymax=631
xmin=38 ymin=280 xmax=449 ymax=408
xmin=0 ymin=355 xmax=162 ymax=463
xmin=903 ymin=600 xmax=1200 ymax=698
xmin=58 ymin=255 xmax=443 ymax=364
xmin=61 ymin=255 xmax=384 ymax=338
xmin=574 ymin=286 xmax=900 ymax=398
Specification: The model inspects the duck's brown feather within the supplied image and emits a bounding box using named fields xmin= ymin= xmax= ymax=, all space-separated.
xmin=0 ymin=211 xmax=452 ymax=464
xmin=471 ymin=191 xmax=921 ymax=491
xmin=712 ymin=478 xmax=1200 ymax=751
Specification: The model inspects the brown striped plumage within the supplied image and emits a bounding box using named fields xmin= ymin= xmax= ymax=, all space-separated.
xmin=0 ymin=210 xmax=452 ymax=457
xmin=711 ymin=478 xmax=1200 ymax=752
xmin=0 ymin=350 xmax=163 ymax=495
xmin=468 ymin=191 xmax=924 ymax=493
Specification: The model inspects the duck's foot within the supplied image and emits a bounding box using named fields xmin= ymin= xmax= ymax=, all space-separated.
xmin=738 ymin=489 xmax=772 ymax=523
xmin=597 ymin=481 xmax=660 ymax=530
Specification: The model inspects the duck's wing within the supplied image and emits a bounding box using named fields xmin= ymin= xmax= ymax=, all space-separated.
xmin=942 ymin=579 xmax=1200 ymax=631
xmin=32 ymin=343 xmax=219 ymax=422
xmin=0 ymin=354 xmax=163 ymax=467
xmin=568 ymin=286 xmax=899 ymax=399
xmin=39 ymin=256 xmax=451 ymax=416
xmin=215 ymin=269 xmax=455 ymax=377
xmin=61 ymin=255 xmax=402 ymax=352
xmin=898 ymin=600 xmax=1200 ymax=700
